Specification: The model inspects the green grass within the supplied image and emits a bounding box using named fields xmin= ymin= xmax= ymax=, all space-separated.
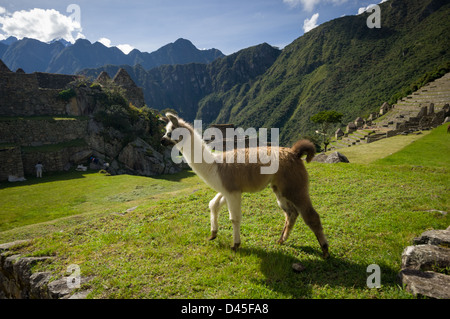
xmin=334 ymin=131 xmax=432 ymax=165
xmin=0 ymin=170 xmax=199 ymax=233
xmin=374 ymin=124 xmax=450 ymax=167
xmin=1 ymin=125 xmax=449 ymax=299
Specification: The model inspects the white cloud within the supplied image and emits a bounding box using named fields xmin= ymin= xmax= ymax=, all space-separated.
xmin=0 ymin=7 xmax=6 ymax=15
xmin=117 ymin=44 xmax=135 ymax=54
xmin=358 ymin=4 xmax=376 ymax=15
xmin=358 ymin=0 xmax=388 ymax=15
xmin=98 ymin=37 xmax=112 ymax=47
xmin=0 ymin=8 xmax=84 ymax=43
xmin=98 ymin=37 xmax=134 ymax=54
xmin=303 ymin=13 xmax=319 ymax=32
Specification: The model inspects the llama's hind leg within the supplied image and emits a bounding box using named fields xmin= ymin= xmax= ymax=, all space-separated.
xmin=298 ymin=203 xmax=329 ymax=259
xmin=208 ymin=193 xmax=226 ymax=240
xmin=277 ymin=201 xmax=299 ymax=245
xmin=272 ymin=186 xmax=299 ymax=244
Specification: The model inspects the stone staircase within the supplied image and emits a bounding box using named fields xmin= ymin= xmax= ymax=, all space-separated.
xmin=329 ymin=72 xmax=450 ymax=151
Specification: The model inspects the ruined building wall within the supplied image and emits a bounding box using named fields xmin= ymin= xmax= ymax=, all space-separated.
xmin=0 ymin=72 xmax=78 ymax=116
xmin=0 ymin=118 xmax=88 ymax=146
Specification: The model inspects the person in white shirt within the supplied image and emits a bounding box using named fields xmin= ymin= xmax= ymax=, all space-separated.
xmin=35 ymin=162 xmax=43 ymax=178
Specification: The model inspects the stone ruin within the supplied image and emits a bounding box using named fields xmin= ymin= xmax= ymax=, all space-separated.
xmin=330 ymin=72 xmax=450 ymax=151
xmin=0 ymin=59 xmax=180 ymax=182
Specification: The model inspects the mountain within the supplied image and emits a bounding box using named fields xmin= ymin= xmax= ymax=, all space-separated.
xmin=80 ymin=0 xmax=450 ymax=146
xmin=79 ymin=42 xmax=282 ymax=122
xmin=4 ymin=0 xmax=448 ymax=147
xmin=127 ymin=38 xmax=224 ymax=70
xmin=0 ymin=36 xmax=18 ymax=45
xmin=1 ymin=38 xmax=65 ymax=72
xmin=0 ymin=37 xmax=224 ymax=74
xmin=225 ymin=0 xmax=450 ymax=144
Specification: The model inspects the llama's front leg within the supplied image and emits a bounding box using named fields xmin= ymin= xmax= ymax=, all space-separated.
xmin=208 ymin=193 xmax=226 ymax=240
xmin=225 ymin=192 xmax=242 ymax=251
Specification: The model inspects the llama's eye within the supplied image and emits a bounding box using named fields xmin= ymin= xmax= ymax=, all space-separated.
xmin=167 ymin=132 xmax=172 ymax=138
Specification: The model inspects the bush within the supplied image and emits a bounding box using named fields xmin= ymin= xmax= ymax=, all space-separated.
xmin=58 ymin=88 xmax=76 ymax=101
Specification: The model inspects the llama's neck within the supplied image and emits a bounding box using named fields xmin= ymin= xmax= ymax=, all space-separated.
xmin=177 ymin=125 xmax=219 ymax=181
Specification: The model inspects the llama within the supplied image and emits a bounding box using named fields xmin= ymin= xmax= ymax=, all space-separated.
xmin=161 ymin=113 xmax=329 ymax=258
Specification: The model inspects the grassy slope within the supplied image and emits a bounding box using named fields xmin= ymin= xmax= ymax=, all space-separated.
xmin=334 ymin=131 xmax=431 ymax=165
xmin=1 ymin=125 xmax=449 ymax=299
xmin=374 ymin=124 xmax=450 ymax=167
xmin=0 ymin=170 xmax=199 ymax=233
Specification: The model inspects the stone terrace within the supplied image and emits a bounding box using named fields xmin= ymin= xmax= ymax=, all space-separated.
xmin=375 ymin=72 xmax=450 ymax=130
xmin=329 ymin=72 xmax=450 ymax=151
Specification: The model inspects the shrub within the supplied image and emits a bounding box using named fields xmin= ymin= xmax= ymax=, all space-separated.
xmin=58 ymin=88 xmax=76 ymax=101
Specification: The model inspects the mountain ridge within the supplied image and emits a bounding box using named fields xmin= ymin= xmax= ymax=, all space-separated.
xmin=79 ymin=42 xmax=281 ymax=122
xmin=0 ymin=37 xmax=224 ymax=74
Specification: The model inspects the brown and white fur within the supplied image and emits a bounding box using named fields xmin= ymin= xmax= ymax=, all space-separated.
xmin=161 ymin=113 xmax=329 ymax=258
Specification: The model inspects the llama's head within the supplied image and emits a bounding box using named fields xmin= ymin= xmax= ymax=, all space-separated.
xmin=161 ymin=112 xmax=183 ymax=146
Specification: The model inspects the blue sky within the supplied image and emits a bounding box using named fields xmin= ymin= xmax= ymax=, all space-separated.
xmin=0 ymin=0 xmax=384 ymax=55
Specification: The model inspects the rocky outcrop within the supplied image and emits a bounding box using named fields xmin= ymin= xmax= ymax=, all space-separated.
xmin=398 ymin=226 xmax=450 ymax=299
xmin=116 ymin=137 xmax=182 ymax=176
xmin=0 ymin=240 xmax=92 ymax=299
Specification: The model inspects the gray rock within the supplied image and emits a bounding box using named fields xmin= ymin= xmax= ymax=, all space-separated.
xmin=398 ymin=269 xmax=450 ymax=299
xmin=399 ymin=226 xmax=450 ymax=299
xmin=413 ymin=229 xmax=450 ymax=246
xmin=0 ymin=240 xmax=29 ymax=253
xmin=326 ymin=152 xmax=349 ymax=163
xmin=401 ymin=244 xmax=450 ymax=271
xmin=312 ymin=152 xmax=349 ymax=164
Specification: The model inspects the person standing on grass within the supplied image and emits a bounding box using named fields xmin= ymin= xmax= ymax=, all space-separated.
xmin=35 ymin=161 xmax=43 ymax=178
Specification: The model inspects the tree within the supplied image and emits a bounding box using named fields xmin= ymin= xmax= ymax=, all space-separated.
xmin=311 ymin=110 xmax=343 ymax=152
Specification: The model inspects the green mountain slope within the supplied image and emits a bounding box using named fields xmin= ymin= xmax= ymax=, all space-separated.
xmin=220 ymin=0 xmax=450 ymax=145
xmin=218 ymin=0 xmax=450 ymax=145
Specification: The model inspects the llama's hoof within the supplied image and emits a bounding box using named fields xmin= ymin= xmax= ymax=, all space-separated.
xmin=231 ymin=242 xmax=240 ymax=251
xmin=322 ymin=244 xmax=330 ymax=259
xmin=208 ymin=231 xmax=218 ymax=241
xmin=277 ymin=239 xmax=285 ymax=245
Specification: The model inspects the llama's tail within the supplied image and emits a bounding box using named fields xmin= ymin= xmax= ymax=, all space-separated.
xmin=291 ymin=139 xmax=316 ymax=163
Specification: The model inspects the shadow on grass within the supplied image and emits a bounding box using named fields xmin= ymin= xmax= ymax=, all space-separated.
xmin=0 ymin=168 xmax=197 ymax=190
xmin=153 ymin=169 xmax=197 ymax=182
xmin=0 ymin=170 xmax=96 ymax=189
xmin=228 ymin=243 xmax=399 ymax=298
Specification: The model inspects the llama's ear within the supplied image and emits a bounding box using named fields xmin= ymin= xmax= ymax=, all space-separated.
xmin=166 ymin=113 xmax=179 ymax=127
xmin=159 ymin=116 xmax=169 ymax=124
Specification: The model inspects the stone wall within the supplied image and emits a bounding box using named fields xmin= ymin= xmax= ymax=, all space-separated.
xmin=0 ymin=72 xmax=78 ymax=117
xmin=0 ymin=240 xmax=91 ymax=299
xmin=0 ymin=118 xmax=88 ymax=146
xmin=22 ymin=145 xmax=91 ymax=176
xmin=0 ymin=146 xmax=24 ymax=181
